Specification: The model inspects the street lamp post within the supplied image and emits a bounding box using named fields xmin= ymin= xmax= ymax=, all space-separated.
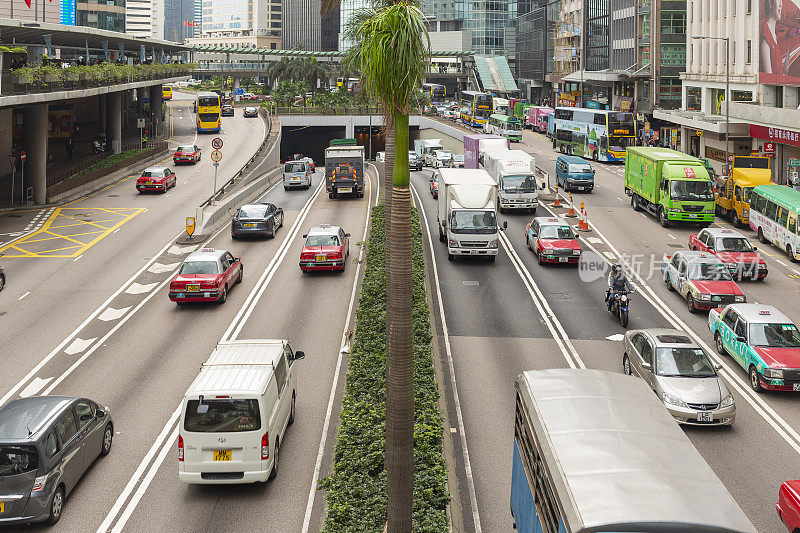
xmin=693 ymin=35 xmax=730 ymax=176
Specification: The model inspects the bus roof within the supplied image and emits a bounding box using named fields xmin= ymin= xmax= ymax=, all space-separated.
xmin=516 ymin=369 xmax=756 ymax=533
xmin=197 ymin=91 xmax=220 ymax=98
xmin=490 ymin=114 xmax=517 ymax=121
xmin=753 ymin=183 xmax=800 ymax=206
xmin=461 ymin=90 xmax=489 ymax=97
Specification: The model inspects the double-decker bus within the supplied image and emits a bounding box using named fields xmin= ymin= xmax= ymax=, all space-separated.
xmin=551 ymin=107 xmax=636 ymax=162
xmin=512 ymin=369 xmax=756 ymax=533
xmin=423 ymin=82 xmax=446 ymax=102
xmin=460 ymin=91 xmax=493 ymax=127
xmin=196 ymin=91 xmax=221 ymax=133
xmin=484 ymin=114 xmax=523 ymax=142
xmin=162 ymin=84 xmax=173 ymax=100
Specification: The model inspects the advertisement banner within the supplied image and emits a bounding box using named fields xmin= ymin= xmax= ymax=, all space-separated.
xmin=60 ymin=0 xmax=75 ymax=25
xmin=760 ymin=0 xmax=800 ymax=85
xmin=750 ymin=124 xmax=800 ymax=147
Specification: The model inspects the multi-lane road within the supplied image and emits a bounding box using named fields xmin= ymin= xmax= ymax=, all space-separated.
xmin=1 ymin=98 xmax=797 ymax=532
xmin=413 ymin=126 xmax=800 ymax=533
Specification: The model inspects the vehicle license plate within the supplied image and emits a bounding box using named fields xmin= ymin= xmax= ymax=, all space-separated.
xmin=794 ymin=383 xmax=800 ymax=391
xmin=316 ymin=255 xmax=326 ymax=262
xmin=578 ymin=187 xmax=585 ymax=191
xmin=292 ymin=177 xmax=299 ymax=181
xmin=559 ymin=257 xmax=568 ymax=263
xmin=688 ymin=214 xmax=698 ymax=219
xmin=187 ymin=285 xmax=200 ymax=292
xmin=146 ymin=181 xmax=153 ymax=185
xmin=213 ymin=450 xmax=231 ymax=461
xmin=242 ymin=223 xmax=255 ymax=228
xmin=469 ymin=250 xmax=480 ymax=255
xmin=339 ymin=187 xmax=353 ymax=194
xmin=0 ymin=502 xmax=4 ymax=513
xmin=697 ymin=412 xmax=713 ymax=422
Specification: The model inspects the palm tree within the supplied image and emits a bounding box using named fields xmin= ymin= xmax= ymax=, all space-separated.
xmin=348 ymin=2 xmax=430 ymax=530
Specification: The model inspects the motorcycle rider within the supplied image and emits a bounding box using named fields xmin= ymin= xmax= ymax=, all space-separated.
xmin=607 ymin=263 xmax=634 ymax=311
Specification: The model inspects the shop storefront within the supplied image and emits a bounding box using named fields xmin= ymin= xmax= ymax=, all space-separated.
xmin=750 ymin=125 xmax=800 ymax=185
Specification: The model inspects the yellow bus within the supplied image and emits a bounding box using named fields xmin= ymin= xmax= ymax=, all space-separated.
xmin=460 ymin=91 xmax=493 ymax=127
xmin=162 ymin=85 xmax=173 ymax=100
xmin=196 ymin=92 xmax=221 ymax=133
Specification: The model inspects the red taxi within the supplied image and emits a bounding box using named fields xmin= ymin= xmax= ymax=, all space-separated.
xmin=173 ymin=144 xmax=201 ymax=165
xmin=526 ymin=216 xmax=582 ymax=265
xmin=689 ymin=227 xmax=767 ymax=280
xmin=429 ymin=172 xmax=439 ymax=198
xmin=136 ymin=167 xmax=176 ymax=193
xmin=300 ymin=225 xmax=350 ymax=272
xmin=778 ymin=480 xmax=800 ymax=531
xmin=661 ymin=251 xmax=745 ymax=312
xmin=169 ymin=248 xmax=242 ymax=304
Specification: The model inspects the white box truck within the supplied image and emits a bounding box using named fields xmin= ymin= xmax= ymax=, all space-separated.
xmin=436 ymin=168 xmax=506 ymax=262
xmin=483 ymin=149 xmax=539 ymax=214
xmin=477 ymin=137 xmax=510 ymax=168
xmin=415 ymin=139 xmax=445 ymax=167
xmin=178 ymin=339 xmax=305 ymax=484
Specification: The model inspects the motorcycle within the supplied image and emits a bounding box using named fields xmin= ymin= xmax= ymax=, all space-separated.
xmin=92 ymin=137 xmax=108 ymax=154
xmin=606 ymin=288 xmax=634 ymax=327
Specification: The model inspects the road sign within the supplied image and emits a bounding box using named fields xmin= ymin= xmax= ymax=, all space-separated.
xmin=211 ymin=150 xmax=222 ymax=163
xmin=211 ymin=137 xmax=223 ymax=150
xmin=20 ymin=151 xmax=26 ymax=164
xmin=142 ymin=97 xmax=150 ymax=104
xmin=186 ymin=217 xmax=196 ymax=237
xmin=137 ymin=118 xmax=145 ymax=128
xmin=234 ymin=88 xmax=245 ymax=96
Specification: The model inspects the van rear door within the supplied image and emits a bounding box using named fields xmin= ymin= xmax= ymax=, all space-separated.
xmin=182 ymin=397 xmax=264 ymax=477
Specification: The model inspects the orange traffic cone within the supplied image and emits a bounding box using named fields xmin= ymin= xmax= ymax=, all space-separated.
xmin=553 ymin=184 xmax=561 ymax=207
xmin=578 ymin=206 xmax=591 ymax=231
xmin=565 ymin=193 xmax=577 ymax=217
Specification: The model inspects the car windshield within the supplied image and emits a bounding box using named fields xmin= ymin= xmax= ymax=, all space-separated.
xmin=749 ymin=323 xmax=800 ymax=348
xmin=285 ymin=163 xmax=306 ymax=173
xmin=687 ymin=262 xmax=732 ymax=280
xmin=655 ymin=347 xmax=717 ymax=378
xmin=237 ymin=206 xmax=267 ymax=218
xmin=198 ymin=96 xmax=218 ymax=107
xmin=184 ymin=399 xmax=261 ymax=432
xmin=742 ymin=187 xmax=753 ymax=203
xmin=451 ymin=210 xmax=497 ymax=231
xmin=568 ymin=163 xmax=592 ymax=173
xmin=141 ymin=170 xmax=162 ymax=178
xmin=198 ymin=113 xmax=219 ymax=122
xmin=177 ymin=145 xmax=194 ymax=152
xmin=502 ymin=174 xmax=538 ymax=193
xmin=539 ymin=225 xmax=574 ymax=239
xmin=179 ymin=261 xmax=220 ymax=275
xmin=306 ymin=235 xmax=340 ymax=247
xmin=0 ymin=445 xmax=38 ymax=475
xmin=716 ymin=237 xmax=753 ymax=252
xmin=671 ymin=180 xmax=714 ymax=201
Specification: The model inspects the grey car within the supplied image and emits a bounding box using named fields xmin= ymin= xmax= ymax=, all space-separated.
xmin=0 ymin=396 xmax=113 ymax=525
xmin=622 ymin=328 xmax=735 ymax=426
xmin=408 ymin=151 xmax=423 ymax=171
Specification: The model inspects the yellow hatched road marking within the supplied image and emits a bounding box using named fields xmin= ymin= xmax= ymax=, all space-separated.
xmin=0 ymin=207 xmax=145 ymax=258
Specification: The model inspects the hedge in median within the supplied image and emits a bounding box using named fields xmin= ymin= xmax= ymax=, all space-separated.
xmin=321 ymin=205 xmax=450 ymax=532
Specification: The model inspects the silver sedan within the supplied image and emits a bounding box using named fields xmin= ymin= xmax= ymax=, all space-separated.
xmin=622 ymin=328 xmax=735 ymax=426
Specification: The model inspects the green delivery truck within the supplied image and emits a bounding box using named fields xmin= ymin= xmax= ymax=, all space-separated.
xmin=624 ymin=147 xmax=716 ymax=228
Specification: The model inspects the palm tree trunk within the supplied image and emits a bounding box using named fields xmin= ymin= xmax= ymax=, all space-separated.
xmin=385 ymin=111 xmax=413 ymax=532
xmin=382 ymin=121 xmax=395 ymax=214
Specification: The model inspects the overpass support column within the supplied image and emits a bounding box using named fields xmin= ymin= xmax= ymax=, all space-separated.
xmin=98 ymin=94 xmax=107 ymax=137
xmin=233 ymin=77 xmax=240 ymax=102
xmin=0 ymin=109 xmax=12 ymax=180
xmin=23 ymin=104 xmax=48 ymax=204
xmin=106 ymin=91 xmax=122 ymax=154
xmin=136 ymin=87 xmax=146 ymax=115
xmin=150 ymin=84 xmax=163 ymax=138
xmin=346 ymin=117 xmax=354 ymax=138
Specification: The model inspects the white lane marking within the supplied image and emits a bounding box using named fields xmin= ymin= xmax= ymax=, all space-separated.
xmin=668 ymin=233 xmax=676 ymax=240
xmin=640 ymin=213 xmax=647 ymax=219
xmin=147 ymin=261 xmax=180 ymax=274
xmin=224 ymin=181 xmax=325 ymax=342
xmin=113 ymin=229 xmax=120 ymax=234
xmin=0 ymin=229 xmax=186 ymax=407
xmin=302 ymin=166 xmax=376 ymax=533
xmin=98 ymin=306 xmax=131 ymax=322
xmin=19 ymin=377 xmax=53 ymax=398
xmin=125 ymin=282 xmax=159 ymax=295
xmin=167 ymin=244 xmax=199 ymax=255
xmin=603 ymin=251 xmax=617 ymax=260
xmin=776 ymin=259 xmax=788 ymax=267
xmin=586 ymin=237 xmax=603 ymax=245
xmin=96 ymin=407 xmax=181 ymax=533
xmin=794 ymin=269 xmax=800 ymax=276
xmin=410 ymin=183 xmax=483 ymax=533
xmin=606 ymin=334 xmax=625 ymax=341
xmin=73 ymin=254 xmax=84 ymax=262
xmin=64 ymin=337 xmax=98 ymax=355
xmin=17 ymin=291 xmax=30 ymax=301
xmin=572 ymin=213 xmax=800 ymax=456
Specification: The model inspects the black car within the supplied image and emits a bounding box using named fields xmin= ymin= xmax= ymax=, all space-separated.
xmin=221 ymin=104 xmax=234 ymax=117
xmin=0 ymin=264 xmax=4 ymax=292
xmin=231 ymin=203 xmax=284 ymax=239
xmin=0 ymin=396 xmax=113 ymax=525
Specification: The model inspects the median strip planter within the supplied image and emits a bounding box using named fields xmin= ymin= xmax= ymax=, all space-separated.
xmin=322 ymin=205 xmax=449 ymax=532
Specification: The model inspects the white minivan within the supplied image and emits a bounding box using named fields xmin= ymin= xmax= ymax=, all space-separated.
xmin=283 ymin=160 xmax=312 ymax=190
xmin=178 ymin=339 xmax=305 ymax=484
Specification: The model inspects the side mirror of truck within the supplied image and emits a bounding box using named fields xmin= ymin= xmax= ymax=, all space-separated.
xmin=592 ymin=169 xmax=596 ymax=175
xmin=294 ymin=350 xmax=305 ymax=360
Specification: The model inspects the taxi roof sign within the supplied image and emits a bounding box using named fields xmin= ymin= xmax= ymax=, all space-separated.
xmin=202 ymin=248 xmax=216 ymax=252
xmin=759 ymin=310 xmax=771 ymax=315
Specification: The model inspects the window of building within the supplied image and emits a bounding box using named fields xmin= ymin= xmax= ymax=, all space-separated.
xmin=661 ymin=11 xmax=686 ymax=34
xmin=732 ymin=40 xmax=736 ymax=63
xmin=641 ymin=13 xmax=650 ymax=37
xmin=775 ymin=85 xmax=784 ymax=108
xmin=659 ymin=78 xmax=682 ymax=101
xmin=747 ymin=0 xmax=752 ymax=13
xmin=746 ymin=39 xmax=752 ymax=63
xmin=687 ymin=86 xmax=702 ymax=110
xmin=271 ymin=42 xmax=276 ymax=49
xmin=731 ymin=90 xmax=753 ymax=101
xmin=270 ymin=13 xmax=280 ymax=19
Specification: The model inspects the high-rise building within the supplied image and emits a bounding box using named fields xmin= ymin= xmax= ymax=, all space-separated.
xmin=282 ymin=0 xmax=318 ymax=49
xmin=421 ymin=0 xmax=526 ymax=56
xmin=339 ymin=0 xmax=367 ymax=50
xmin=76 ymin=0 xmax=126 ymax=32
xmin=189 ymin=0 xmax=280 ymax=49
xmin=1 ymin=0 xmax=63 ymax=23
xmin=194 ymin=0 xmax=203 ymax=33
xmin=584 ymin=0 xmax=608 ymax=71
xmin=164 ymin=0 xmax=196 ymax=42
xmin=126 ymin=0 xmax=165 ymax=39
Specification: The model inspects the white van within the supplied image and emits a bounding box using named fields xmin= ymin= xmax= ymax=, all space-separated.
xmin=178 ymin=339 xmax=305 ymax=484
xmin=283 ymin=160 xmax=312 ymax=190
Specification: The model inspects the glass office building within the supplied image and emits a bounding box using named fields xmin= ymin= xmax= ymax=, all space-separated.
xmin=77 ymin=0 xmax=126 ymax=32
